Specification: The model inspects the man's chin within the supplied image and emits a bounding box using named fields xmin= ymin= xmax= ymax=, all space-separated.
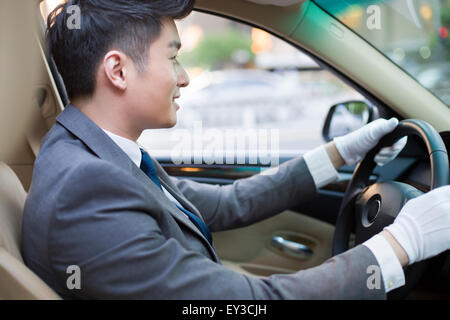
xmin=143 ymin=113 xmax=177 ymax=129
xmin=163 ymin=117 xmax=177 ymax=128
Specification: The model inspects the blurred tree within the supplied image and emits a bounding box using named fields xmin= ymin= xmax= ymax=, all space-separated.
xmin=179 ymin=29 xmax=254 ymax=70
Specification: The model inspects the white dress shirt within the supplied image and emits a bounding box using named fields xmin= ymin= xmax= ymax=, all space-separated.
xmin=103 ymin=129 xmax=405 ymax=293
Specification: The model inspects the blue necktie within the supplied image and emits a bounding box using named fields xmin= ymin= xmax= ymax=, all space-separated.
xmin=140 ymin=149 xmax=213 ymax=245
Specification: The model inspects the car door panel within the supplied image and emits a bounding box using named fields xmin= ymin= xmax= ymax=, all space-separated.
xmin=213 ymin=209 xmax=334 ymax=276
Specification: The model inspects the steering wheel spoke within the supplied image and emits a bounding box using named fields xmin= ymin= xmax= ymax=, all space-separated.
xmin=354 ymin=181 xmax=423 ymax=245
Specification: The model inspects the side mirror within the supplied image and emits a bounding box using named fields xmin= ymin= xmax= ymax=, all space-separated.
xmin=322 ymin=101 xmax=377 ymax=142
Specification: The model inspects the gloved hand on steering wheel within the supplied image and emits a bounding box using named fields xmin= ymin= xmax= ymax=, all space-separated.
xmin=334 ymin=117 xmax=408 ymax=167
xmin=335 ymin=118 xmax=450 ymax=266
xmin=384 ymin=186 xmax=450 ymax=265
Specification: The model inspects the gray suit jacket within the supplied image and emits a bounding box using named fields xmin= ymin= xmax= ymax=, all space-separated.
xmin=21 ymin=104 xmax=385 ymax=299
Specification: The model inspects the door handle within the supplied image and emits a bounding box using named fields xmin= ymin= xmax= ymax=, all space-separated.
xmin=270 ymin=236 xmax=313 ymax=259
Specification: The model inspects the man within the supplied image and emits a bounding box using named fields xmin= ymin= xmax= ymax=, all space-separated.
xmin=22 ymin=0 xmax=450 ymax=299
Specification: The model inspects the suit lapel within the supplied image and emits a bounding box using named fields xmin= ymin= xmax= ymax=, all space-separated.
xmin=130 ymin=163 xmax=209 ymax=243
xmin=153 ymin=162 xmax=220 ymax=261
xmin=131 ymin=162 xmax=218 ymax=257
xmin=56 ymin=105 xmax=218 ymax=261
xmin=153 ymin=161 xmax=202 ymax=217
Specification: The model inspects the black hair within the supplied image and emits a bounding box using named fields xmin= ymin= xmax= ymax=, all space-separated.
xmin=47 ymin=0 xmax=195 ymax=100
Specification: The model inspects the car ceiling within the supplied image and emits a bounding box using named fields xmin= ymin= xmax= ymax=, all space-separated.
xmin=246 ymin=0 xmax=303 ymax=6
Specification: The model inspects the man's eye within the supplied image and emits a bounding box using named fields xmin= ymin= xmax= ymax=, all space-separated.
xmin=171 ymin=56 xmax=178 ymax=62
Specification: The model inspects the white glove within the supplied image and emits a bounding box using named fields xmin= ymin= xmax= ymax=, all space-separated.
xmin=334 ymin=118 xmax=407 ymax=166
xmin=385 ymin=186 xmax=450 ymax=265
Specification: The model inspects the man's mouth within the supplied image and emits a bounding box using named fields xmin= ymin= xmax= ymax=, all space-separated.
xmin=172 ymin=96 xmax=180 ymax=110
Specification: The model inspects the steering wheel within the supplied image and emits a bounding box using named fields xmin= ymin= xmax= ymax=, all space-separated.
xmin=332 ymin=119 xmax=449 ymax=299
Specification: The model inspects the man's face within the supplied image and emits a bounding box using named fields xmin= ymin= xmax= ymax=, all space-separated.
xmin=126 ymin=17 xmax=189 ymax=130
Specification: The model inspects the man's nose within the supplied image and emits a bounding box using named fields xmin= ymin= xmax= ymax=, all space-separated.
xmin=177 ymin=64 xmax=190 ymax=88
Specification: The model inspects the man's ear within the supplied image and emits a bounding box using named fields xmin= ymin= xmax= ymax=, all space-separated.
xmin=103 ymin=50 xmax=128 ymax=91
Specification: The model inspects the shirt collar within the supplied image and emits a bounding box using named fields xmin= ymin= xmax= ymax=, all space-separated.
xmin=102 ymin=129 xmax=142 ymax=168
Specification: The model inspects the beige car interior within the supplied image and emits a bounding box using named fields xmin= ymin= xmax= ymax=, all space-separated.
xmin=0 ymin=0 xmax=448 ymax=299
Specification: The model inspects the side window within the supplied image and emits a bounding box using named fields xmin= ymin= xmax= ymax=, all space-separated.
xmin=136 ymin=12 xmax=365 ymax=163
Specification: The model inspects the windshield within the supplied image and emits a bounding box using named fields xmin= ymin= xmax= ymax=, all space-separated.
xmin=314 ymin=0 xmax=450 ymax=107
